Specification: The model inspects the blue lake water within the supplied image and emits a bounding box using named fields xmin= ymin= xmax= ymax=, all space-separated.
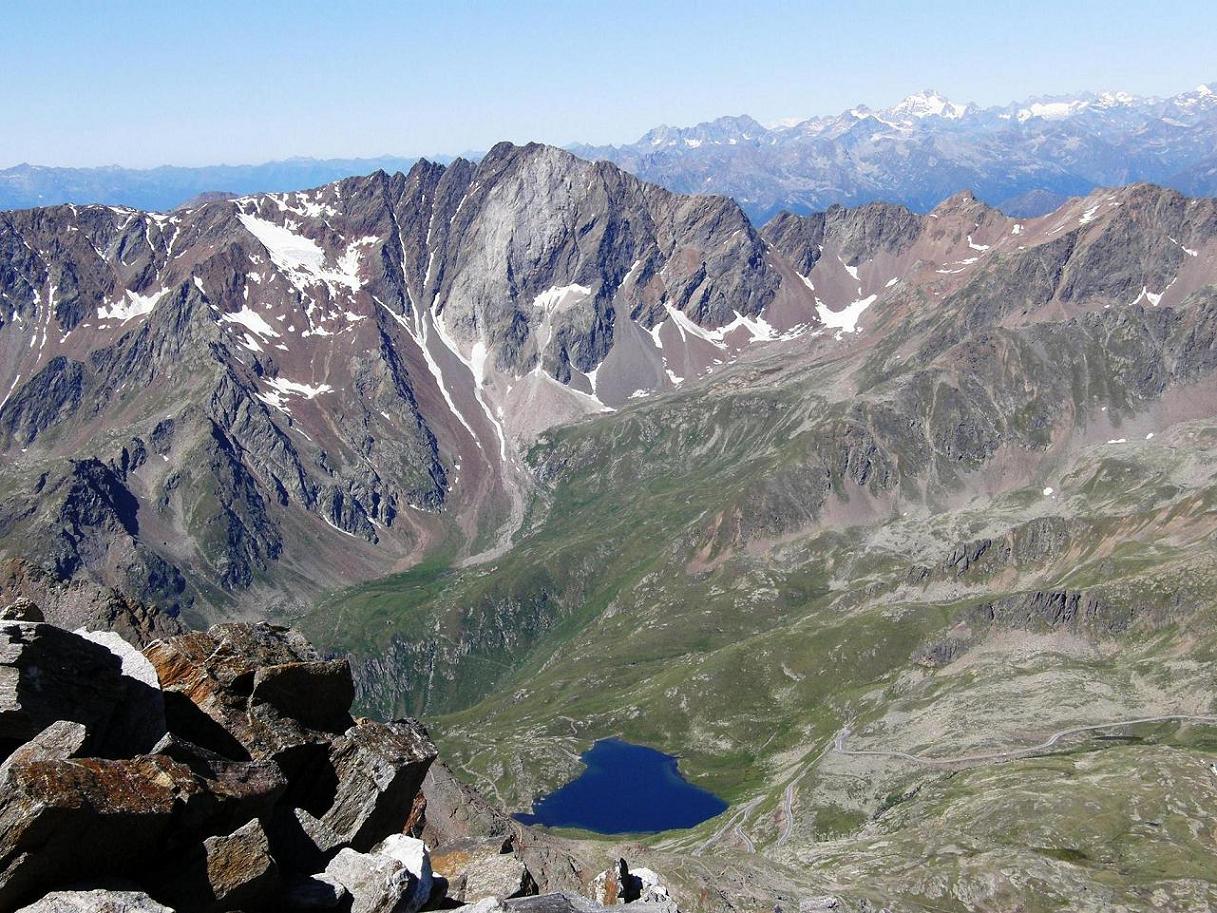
xmin=513 ymin=737 xmax=727 ymax=834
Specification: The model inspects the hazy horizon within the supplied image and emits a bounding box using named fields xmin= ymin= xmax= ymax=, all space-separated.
xmin=4 ymin=0 xmax=1215 ymax=170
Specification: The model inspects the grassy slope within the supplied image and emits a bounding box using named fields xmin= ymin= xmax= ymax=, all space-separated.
xmin=306 ymin=305 xmax=1217 ymax=910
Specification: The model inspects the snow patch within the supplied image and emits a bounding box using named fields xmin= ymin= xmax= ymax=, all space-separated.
xmin=97 ymin=288 xmax=165 ymax=322
xmin=238 ymin=214 xmax=373 ymax=294
xmin=221 ymin=306 xmax=281 ymax=339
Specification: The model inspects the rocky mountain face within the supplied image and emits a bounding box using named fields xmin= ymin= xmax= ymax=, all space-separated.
xmin=7 ymin=141 xmax=1217 ymax=910
xmin=0 ymin=143 xmax=818 ymax=624
xmin=330 ymin=180 xmax=1217 ymax=713
xmin=301 ymin=181 xmax=1217 ymax=911
xmin=572 ymin=83 xmax=1217 ymax=221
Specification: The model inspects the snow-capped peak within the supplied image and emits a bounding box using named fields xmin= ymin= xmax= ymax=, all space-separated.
xmin=886 ymin=90 xmax=967 ymax=120
xmin=1016 ymin=98 xmax=1089 ymax=122
xmin=1094 ymin=90 xmax=1138 ymax=108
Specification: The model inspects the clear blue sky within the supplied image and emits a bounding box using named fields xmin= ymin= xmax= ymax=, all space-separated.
xmin=3 ymin=0 xmax=1214 ymax=168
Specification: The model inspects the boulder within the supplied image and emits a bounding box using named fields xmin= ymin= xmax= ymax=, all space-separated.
xmin=75 ymin=629 xmax=167 ymax=755
xmin=0 ymin=754 xmax=202 ymax=909
xmin=0 ymin=600 xmax=43 ymax=622
xmin=251 ymin=660 xmax=354 ymax=733
xmin=282 ymin=872 xmax=348 ymax=909
xmin=628 ymin=868 xmax=675 ymax=910
xmin=0 ymin=721 xmax=88 ymax=782
xmin=154 ymin=818 xmax=278 ymax=913
xmin=291 ymin=719 xmax=436 ymax=861
xmin=15 ymin=889 xmax=175 ymax=912
xmin=176 ymin=756 xmax=287 ymax=843
xmin=270 ymin=806 xmax=347 ymax=872
xmin=459 ymin=852 xmax=537 ymax=902
xmin=431 ymin=835 xmax=514 ymax=877
xmin=506 ymin=894 xmax=606 ymax=913
xmin=591 ymin=860 xmax=629 ymax=906
xmin=373 ymin=834 xmax=432 ymax=910
xmin=0 ymin=621 xmax=125 ymax=752
xmin=149 ymin=732 xmax=230 ymax=769
xmin=144 ymin=624 xmax=336 ymax=772
xmin=432 ymin=837 xmax=535 ymax=902
xmin=590 ymin=861 xmax=674 ymax=908
xmin=0 ymin=751 xmax=284 ymax=908
xmin=324 ymin=847 xmax=424 ymax=913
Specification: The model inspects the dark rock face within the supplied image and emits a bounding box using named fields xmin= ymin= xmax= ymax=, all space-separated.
xmin=0 ymin=753 xmax=205 ymax=907
xmin=916 ymin=588 xmax=1139 ymax=668
xmin=0 ymin=621 xmax=126 ymax=751
xmin=0 ymin=357 xmax=85 ymax=449
xmin=250 ymin=659 xmax=355 ymax=733
xmin=153 ymin=819 xmax=280 ymax=913
xmin=762 ymin=202 xmax=923 ymax=275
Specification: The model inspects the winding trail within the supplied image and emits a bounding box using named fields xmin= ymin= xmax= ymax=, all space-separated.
xmin=832 ymin=714 xmax=1217 ymax=767
xmin=695 ymin=797 xmax=762 ymax=856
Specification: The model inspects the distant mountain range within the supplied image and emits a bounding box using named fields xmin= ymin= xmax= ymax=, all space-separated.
xmin=0 ymin=156 xmax=433 ymax=212
xmin=3 ymin=81 xmax=1216 ymax=224
xmin=571 ymin=82 xmax=1217 ymax=221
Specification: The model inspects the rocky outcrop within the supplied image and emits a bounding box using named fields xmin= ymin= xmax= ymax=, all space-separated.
xmin=16 ymin=890 xmax=175 ymax=912
xmin=916 ymin=587 xmax=1139 ymax=668
xmin=0 ymin=142 xmax=801 ymax=621
xmin=590 ymin=861 xmax=675 ymax=911
xmin=433 ymin=837 xmax=537 ymax=903
xmin=0 ymin=618 xmax=442 ymax=912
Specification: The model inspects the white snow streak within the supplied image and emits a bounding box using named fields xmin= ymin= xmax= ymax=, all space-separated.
xmin=221 ymin=306 xmax=280 ymax=339
xmin=97 ymin=288 xmax=165 ymax=322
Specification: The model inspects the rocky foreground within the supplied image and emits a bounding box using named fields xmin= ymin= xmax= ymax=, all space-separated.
xmin=0 ymin=596 xmax=679 ymax=913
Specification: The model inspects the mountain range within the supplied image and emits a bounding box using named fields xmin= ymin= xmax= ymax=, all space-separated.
xmin=573 ymin=83 xmax=1217 ymax=221
xmin=5 ymin=137 xmax=1217 ymax=909
xmin=6 ymin=82 xmax=1217 ymax=229
xmin=0 ymin=156 xmax=428 ymax=213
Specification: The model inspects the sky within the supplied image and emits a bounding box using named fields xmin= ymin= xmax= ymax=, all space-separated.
xmin=2 ymin=0 xmax=1215 ymax=169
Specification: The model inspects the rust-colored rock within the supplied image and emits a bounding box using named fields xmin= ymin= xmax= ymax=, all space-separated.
xmin=144 ymin=624 xmax=331 ymax=768
xmin=433 ymin=838 xmax=536 ymax=903
xmin=0 ymin=754 xmax=201 ymax=908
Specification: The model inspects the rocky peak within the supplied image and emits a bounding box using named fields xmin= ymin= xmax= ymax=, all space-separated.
xmin=884 ymin=90 xmax=969 ymax=121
